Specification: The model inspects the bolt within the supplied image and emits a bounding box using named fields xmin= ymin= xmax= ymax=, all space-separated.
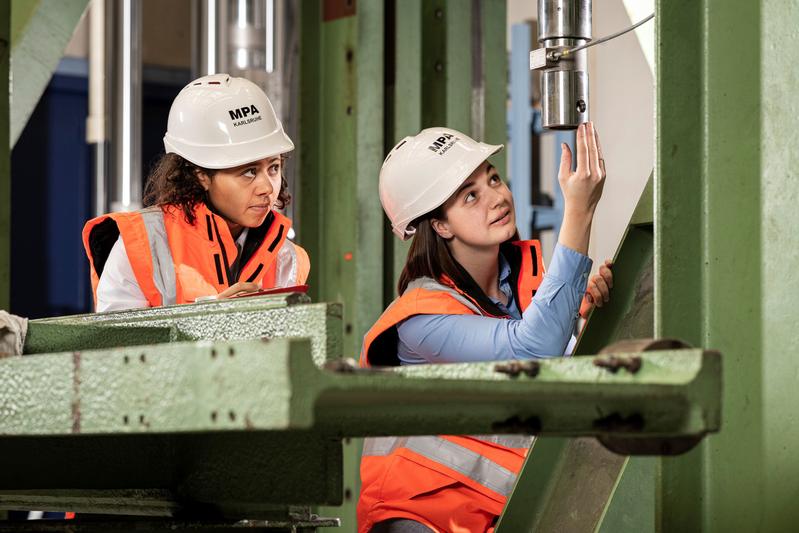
xmin=494 ymin=360 xmax=540 ymax=378
xmin=593 ymin=355 xmax=642 ymax=374
xmin=434 ymin=8 xmax=443 ymax=19
xmin=576 ymin=99 xmax=587 ymax=113
xmin=434 ymin=61 xmax=444 ymax=73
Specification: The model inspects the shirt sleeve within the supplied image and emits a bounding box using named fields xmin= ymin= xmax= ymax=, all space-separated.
xmin=95 ymin=237 xmax=150 ymax=313
xmin=397 ymin=243 xmax=592 ymax=364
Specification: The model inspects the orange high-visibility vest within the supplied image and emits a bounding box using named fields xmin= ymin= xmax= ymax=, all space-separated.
xmin=82 ymin=203 xmax=309 ymax=308
xmin=358 ymin=240 xmax=544 ymax=533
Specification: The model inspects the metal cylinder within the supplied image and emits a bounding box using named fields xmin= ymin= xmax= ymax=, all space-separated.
xmin=107 ymin=0 xmax=142 ymax=212
xmin=538 ymin=0 xmax=592 ymax=42
xmin=537 ymin=0 xmax=591 ymax=130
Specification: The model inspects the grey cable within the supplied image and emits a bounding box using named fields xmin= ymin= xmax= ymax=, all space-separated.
xmin=554 ymin=13 xmax=654 ymax=60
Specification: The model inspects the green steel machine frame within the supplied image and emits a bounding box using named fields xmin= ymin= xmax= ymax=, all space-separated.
xmin=5 ymin=0 xmax=797 ymax=531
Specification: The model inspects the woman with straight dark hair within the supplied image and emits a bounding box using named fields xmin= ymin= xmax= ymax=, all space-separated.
xmin=358 ymin=123 xmax=612 ymax=533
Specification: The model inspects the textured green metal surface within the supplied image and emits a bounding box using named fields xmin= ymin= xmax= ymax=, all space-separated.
xmin=480 ymin=0 xmax=507 ymax=177
xmin=0 ymin=335 xmax=719 ymax=517
xmin=298 ymin=2 xmax=385 ymax=528
xmin=421 ymin=0 xmax=471 ymax=131
xmin=10 ymin=0 xmax=89 ymax=146
xmin=656 ymin=0 xmax=787 ymax=530
xmin=385 ymin=0 xmax=421 ymax=300
xmin=297 ymin=1 xmax=384 ymax=360
xmin=760 ymin=2 xmax=799 ymax=529
xmin=524 ymin=438 xmax=626 ymax=533
xmin=0 ymin=1 xmax=8 ymax=311
xmin=1 ymin=339 xmax=718 ymax=439
xmin=29 ymin=294 xmax=342 ymax=366
xmin=597 ymin=457 xmax=656 ymax=533
xmin=24 ymin=323 xmax=175 ymax=354
xmin=498 ymin=185 xmax=656 ymax=532
xmin=629 ymin=173 xmax=653 ymax=226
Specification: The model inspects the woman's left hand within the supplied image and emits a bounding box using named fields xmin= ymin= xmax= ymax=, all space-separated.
xmin=580 ymin=259 xmax=613 ymax=317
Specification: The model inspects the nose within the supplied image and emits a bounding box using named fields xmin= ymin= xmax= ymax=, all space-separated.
xmin=487 ymin=185 xmax=505 ymax=209
xmin=254 ymin=170 xmax=274 ymax=197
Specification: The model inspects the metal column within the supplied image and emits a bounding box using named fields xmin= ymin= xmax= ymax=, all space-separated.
xmin=657 ymin=0 xmax=799 ymax=530
xmin=0 ymin=2 xmax=8 ymax=311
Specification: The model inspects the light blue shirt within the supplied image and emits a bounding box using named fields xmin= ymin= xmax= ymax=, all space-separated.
xmin=397 ymin=243 xmax=592 ymax=364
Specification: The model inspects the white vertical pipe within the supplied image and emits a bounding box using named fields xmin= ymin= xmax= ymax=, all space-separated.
xmin=87 ymin=0 xmax=106 ymax=216
xmin=266 ymin=0 xmax=275 ymax=73
xmin=114 ymin=0 xmax=141 ymax=211
xmin=121 ymin=0 xmax=132 ymax=207
xmin=207 ymin=0 xmax=217 ymax=74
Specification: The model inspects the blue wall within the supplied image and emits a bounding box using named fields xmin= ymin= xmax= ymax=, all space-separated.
xmin=10 ymin=64 xmax=188 ymax=318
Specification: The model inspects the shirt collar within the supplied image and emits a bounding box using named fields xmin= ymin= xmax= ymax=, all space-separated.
xmin=498 ymin=252 xmax=512 ymax=286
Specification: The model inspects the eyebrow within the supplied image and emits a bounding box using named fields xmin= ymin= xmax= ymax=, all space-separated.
xmin=455 ymin=178 xmax=476 ymax=197
xmin=229 ymin=158 xmax=281 ymax=172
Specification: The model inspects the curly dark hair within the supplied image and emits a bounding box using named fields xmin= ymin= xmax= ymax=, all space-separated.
xmin=143 ymin=153 xmax=292 ymax=225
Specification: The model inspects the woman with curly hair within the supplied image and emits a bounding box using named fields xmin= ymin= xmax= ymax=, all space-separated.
xmin=83 ymin=74 xmax=308 ymax=312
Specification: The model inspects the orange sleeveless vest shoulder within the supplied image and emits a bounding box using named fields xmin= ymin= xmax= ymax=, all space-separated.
xmin=83 ymin=204 xmax=308 ymax=308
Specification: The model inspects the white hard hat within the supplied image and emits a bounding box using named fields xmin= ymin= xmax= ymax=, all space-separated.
xmin=380 ymin=127 xmax=503 ymax=240
xmin=163 ymin=74 xmax=294 ymax=169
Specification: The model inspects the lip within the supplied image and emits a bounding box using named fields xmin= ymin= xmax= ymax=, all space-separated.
xmin=490 ymin=209 xmax=511 ymax=226
xmin=248 ymin=204 xmax=271 ymax=212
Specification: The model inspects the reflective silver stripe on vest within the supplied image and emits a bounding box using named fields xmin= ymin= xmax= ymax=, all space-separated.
xmin=139 ymin=208 xmax=177 ymax=306
xmin=363 ymin=436 xmax=520 ymax=497
xmin=405 ymin=277 xmax=483 ymax=315
xmin=471 ymin=434 xmax=535 ymax=449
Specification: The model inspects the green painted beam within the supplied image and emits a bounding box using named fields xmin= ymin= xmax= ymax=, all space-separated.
xmin=497 ymin=183 xmax=655 ymax=532
xmin=385 ymin=0 xmax=422 ymax=302
xmin=29 ymin=293 xmax=343 ymax=365
xmin=1 ymin=337 xmax=720 ymax=441
xmin=421 ymin=0 xmax=472 ymax=131
xmin=298 ymin=1 xmax=384 ymax=359
xmin=655 ymin=0 xmax=799 ymax=531
xmin=481 ymin=0 xmax=507 ymax=177
xmin=10 ymin=0 xmax=89 ymax=146
xmin=657 ymin=1 xmax=767 ymax=531
xmin=0 ymin=1 xmax=9 ymax=311
xmin=760 ymin=2 xmax=799 ymax=529
xmin=299 ymin=3 xmax=385 ymax=528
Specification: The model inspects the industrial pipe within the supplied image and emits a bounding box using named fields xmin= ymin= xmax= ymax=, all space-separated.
xmin=113 ymin=0 xmax=142 ymax=211
xmin=87 ymin=0 xmax=107 ymax=216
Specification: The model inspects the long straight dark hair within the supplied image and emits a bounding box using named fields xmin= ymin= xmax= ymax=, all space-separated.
xmin=396 ymin=208 xmax=519 ymax=295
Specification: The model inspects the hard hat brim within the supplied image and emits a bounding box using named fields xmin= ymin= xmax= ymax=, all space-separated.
xmin=163 ymin=129 xmax=295 ymax=170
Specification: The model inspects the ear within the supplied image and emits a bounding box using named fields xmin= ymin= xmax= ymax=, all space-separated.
xmin=196 ymin=170 xmax=212 ymax=191
xmin=431 ymin=218 xmax=453 ymax=240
